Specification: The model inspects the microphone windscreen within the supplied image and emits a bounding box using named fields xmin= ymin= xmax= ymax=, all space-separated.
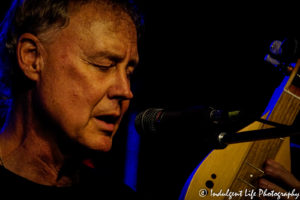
xmin=134 ymin=108 xmax=163 ymax=135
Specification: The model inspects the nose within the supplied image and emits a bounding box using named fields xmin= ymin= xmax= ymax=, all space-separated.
xmin=107 ymin=69 xmax=133 ymax=100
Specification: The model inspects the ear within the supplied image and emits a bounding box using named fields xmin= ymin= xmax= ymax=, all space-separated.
xmin=17 ymin=33 xmax=45 ymax=81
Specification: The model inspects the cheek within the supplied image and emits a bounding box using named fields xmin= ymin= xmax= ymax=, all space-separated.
xmin=38 ymin=62 xmax=105 ymax=134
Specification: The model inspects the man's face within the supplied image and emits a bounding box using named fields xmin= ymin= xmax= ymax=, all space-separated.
xmin=36 ymin=3 xmax=138 ymax=152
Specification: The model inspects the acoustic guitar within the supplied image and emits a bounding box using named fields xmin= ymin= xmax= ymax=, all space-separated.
xmin=182 ymin=59 xmax=300 ymax=199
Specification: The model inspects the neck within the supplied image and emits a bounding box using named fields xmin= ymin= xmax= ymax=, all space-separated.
xmin=0 ymin=91 xmax=79 ymax=186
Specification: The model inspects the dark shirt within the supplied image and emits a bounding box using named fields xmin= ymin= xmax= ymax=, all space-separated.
xmin=0 ymin=165 xmax=138 ymax=199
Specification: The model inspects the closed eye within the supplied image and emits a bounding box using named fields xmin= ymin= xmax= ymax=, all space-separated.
xmin=91 ymin=63 xmax=114 ymax=71
xmin=82 ymin=58 xmax=115 ymax=71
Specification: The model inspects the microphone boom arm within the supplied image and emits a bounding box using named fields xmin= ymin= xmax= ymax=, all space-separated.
xmin=217 ymin=125 xmax=299 ymax=148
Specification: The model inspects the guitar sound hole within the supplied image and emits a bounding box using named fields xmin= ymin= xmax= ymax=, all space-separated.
xmin=211 ymin=174 xmax=216 ymax=179
xmin=205 ymin=180 xmax=214 ymax=188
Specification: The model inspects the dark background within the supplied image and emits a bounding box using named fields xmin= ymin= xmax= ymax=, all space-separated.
xmin=132 ymin=2 xmax=298 ymax=112
xmin=130 ymin=2 xmax=300 ymax=199
xmin=1 ymin=1 xmax=300 ymax=199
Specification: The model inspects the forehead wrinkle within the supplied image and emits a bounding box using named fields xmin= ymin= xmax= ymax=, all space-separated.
xmin=59 ymin=2 xmax=138 ymax=68
xmin=68 ymin=1 xmax=133 ymax=33
xmin=68 ymin=3 xmax=136 ymax=47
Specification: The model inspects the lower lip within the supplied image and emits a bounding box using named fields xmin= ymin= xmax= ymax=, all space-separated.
xmin=94 ymin=118 xmax=115 ymax=132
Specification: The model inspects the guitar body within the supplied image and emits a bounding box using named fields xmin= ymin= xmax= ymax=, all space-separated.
xmin=184 ymin=122 xmax=291 ymax=200
xmin=183 ymin=61 xmax=300 ymax=200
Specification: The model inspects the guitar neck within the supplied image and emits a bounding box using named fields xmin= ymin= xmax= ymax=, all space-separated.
xmin=228 ymin=61 xmax=300 ymax=198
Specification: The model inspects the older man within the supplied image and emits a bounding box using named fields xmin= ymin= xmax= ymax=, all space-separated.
xmin=0 ymin=0 xmax=141 ymax=198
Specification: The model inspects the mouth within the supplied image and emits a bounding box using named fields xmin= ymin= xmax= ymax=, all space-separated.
xmin=94 ymin=115 xmax=120 ymax=133
xmin=96 ymin=115 xmax=119 ymax=123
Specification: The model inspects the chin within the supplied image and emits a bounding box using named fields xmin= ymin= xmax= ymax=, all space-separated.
xmin=87 ymin=135 xmax=113 ymax=152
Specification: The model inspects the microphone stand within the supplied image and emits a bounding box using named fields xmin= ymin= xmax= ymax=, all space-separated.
xmin=216 ymin=119 xmax=300 ymax=149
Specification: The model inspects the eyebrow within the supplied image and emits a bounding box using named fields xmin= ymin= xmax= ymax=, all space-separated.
xmin=88 ymin=50 xmax=139 ymax=67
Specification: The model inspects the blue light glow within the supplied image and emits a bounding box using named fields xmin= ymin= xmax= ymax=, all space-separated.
xmin=291 ymin=142 xmax=300 ymax=149
xmin=124 ymin=112 xmax=140 ymax=191
xmin=263 ymin=76 xmax=289 ymax=119
xmin=178 ymin=150 xmax=213 ymax=200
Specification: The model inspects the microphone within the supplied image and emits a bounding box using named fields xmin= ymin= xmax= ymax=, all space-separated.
xmin=134 ymin=106 xmax=240 ymax=136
